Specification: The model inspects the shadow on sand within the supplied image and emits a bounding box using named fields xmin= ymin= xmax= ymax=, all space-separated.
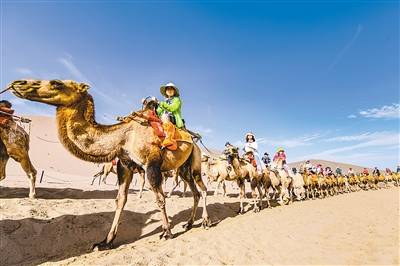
xmin=1 ymin=200 xmax=247 ymax=266
xmin=0 ymin=187 xmax=144 ymax=199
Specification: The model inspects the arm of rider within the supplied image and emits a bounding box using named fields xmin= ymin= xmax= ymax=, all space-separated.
xmin=159 ymin=97 xmax=181 ymax=113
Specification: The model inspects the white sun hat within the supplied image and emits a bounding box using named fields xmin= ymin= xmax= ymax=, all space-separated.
xmin=160 ymin=82 xmax=180 ymax=97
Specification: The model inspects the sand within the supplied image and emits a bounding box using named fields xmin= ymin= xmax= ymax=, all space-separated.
xmin=0 ymin=116 xmax=399 ymax=265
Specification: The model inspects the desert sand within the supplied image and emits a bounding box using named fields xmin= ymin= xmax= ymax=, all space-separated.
xmin=0 ymin=116 xmax=399 ymax=266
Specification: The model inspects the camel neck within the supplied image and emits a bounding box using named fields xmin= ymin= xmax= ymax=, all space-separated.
xmin=231 ymin=157 xmax=242 ymax=175
xmin=55 ymin=94 xmax=132 ymax=163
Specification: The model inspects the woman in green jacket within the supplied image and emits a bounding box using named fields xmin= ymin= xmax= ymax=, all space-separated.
xmin=157 ymin=82 xmax=184 ymax=150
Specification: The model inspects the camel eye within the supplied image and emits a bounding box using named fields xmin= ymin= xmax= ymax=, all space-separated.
xmin=50 ymin=80 xmax=64 ymax=87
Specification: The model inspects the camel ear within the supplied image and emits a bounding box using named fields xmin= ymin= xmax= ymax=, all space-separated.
xmin=78 ymin=83 xmax=90 ymax=92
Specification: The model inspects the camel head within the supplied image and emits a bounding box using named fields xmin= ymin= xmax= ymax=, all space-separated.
xmin=223 ymin=145 xmax=239 ymax=164
xmin=7 ymin=79 xmax=90 ymax=107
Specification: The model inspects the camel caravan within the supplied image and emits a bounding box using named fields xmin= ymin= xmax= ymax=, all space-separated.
xmin=0 ymin=79 xmax=399 ymax=251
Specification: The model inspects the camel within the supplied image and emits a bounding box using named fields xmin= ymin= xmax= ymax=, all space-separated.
xmin=91 ymin=160 xmax=149 ymax=198
xmin=269 ymin=159 xmax=293 ymax=205
xmin=92 ymin=161 xmax=118 ymax=185
xmin=6 ymin=79 xmax=211 ymax=250
xmin=290 ymin=170 xmax=306 ymax=201
xmin=223 ymin=145 xmax=265 ymax=213
xmin=201 ymin=154 xmax=237 ymax=196
xmin=0 ymin=119 xmax=37 ymax=198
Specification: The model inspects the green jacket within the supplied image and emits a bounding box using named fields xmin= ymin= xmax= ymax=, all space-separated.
xmin=157 ymin=96 xmax=184 ymax=128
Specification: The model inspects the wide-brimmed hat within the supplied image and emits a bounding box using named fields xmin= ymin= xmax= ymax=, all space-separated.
xmin=160 ymin=82 xmax=180 ymax=97
xmin=245 ymin=132 xmax=255 ymax=140
xmin=276 ymin=147 xmax=284 ymax=152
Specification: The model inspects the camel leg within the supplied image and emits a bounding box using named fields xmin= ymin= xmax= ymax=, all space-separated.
xmin=138 ymin=171 xmax=145 ymax=199
xmin=237 ymin=179 xmax=245 ymax=214
xmin=167 ymin=174 xmax=180 ymax=198
xmin=12 ymin=152 xmax=37 ymax=198
xmin=0 ymin=154 xmax=9 ymax=182
xmin=147 ymin=162 xmax=172 ymax=239
xmin=178 ymin=161 xmax=202 ymax=230
xmin=193 ymin=171 xmax=211 ymax=229
xmin=250 ymin=178 xmax=260 ymax=212
xmin=102 ymin=166 xmax=116 ymax=184
xmin=222 ymin=181 xmax=227 ymax=197
xmin=92 ymin=160 xmax=133 ymax=251
xmin=91 ymin=167 xmax=104 ymax=185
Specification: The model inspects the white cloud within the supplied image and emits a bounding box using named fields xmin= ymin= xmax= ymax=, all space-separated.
xmin=191 ymin=125 xmax=213 ymax=137
xmin=358 ymin=103 xmax=399 ymax=119
xmin=347 ymin=114 xmax=357 ymax=119
xmin=325 ymin=131 xmax=391 ymax=142
xmin=307 ymin=131 xmax=399 ymax=158
xmin=15 ymin=68 xmax=34 ymax=76
xmin=58 ymin=56 xmax=121 ymax=106
xmin=329 ymin=24 xmax=363 ymax=70
xmin=258 ymin=133 xmax=322 ymax=148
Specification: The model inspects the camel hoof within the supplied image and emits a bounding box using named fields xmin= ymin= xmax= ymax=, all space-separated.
xmin=159 ymin=229 xmax=173 ymax=240
xmin=253 ymin=207 xmax=260 ymax=213
xmin=202 ymin=217 xmax=212 ymax=229
xmin=237 ymin=209 xmax=245 ymax=215
xmin=182 ymin=222 xmax=193 ymax=231
xmin=29 ymin=193 xmax=36 ymax=199
xmin=92 ymin=240 xmax=113 ymax=251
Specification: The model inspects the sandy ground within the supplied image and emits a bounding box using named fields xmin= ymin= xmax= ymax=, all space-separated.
xmin=1 ymin=178 xmax=399 ymax=266
xmin=1 ymin=116 xmax=399 ymax=265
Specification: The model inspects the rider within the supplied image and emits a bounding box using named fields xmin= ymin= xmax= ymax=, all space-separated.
xmin=273 ymin=147 xmax=288 ymax=173
xmin=157 ymin=82 xmax=184 ymax=150
xmin=372 ymin=167 xmax=380 ymax=176
xmin=0 ymin=100 xmax=14 ymax=126
xmin=243 ymin=132 xmax=264 ymax=174
xmin=139 ymin=96 xmax=165 ymax=138
xmin=397 ymin=165 xmax=400 ymax=174
xmin=347 ymin=168 xmax=354 ymax=176
xmin=335 ymin=167 xmax=342 ymax=176
xmin=316 ymin=164 xmax=324 ymax=175
xmin=324 ymin=166 xmax=333 ymax=176
xmin=362 ymin=168 xmax=369 ymax=176
xmin=305 ymin=160 xmax=313 ymax=172
xmin=261 ymin=152 xmax=271 ymax=167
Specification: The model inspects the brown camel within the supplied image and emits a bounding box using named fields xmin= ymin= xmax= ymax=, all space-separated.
xmin=7 ymin=79 xmax=211 ymax=250
xmin=201 ymin=154 xmax=237 ymax=196
xmin=223 ymin=145 xmax=264 ymax=213
xmin=0 ymin=119 xmax=37 ymax=198
xmin=92 ymin=162 xmax=183 ymax=198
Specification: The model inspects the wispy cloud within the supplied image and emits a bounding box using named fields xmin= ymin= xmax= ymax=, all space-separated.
xmin=233 ymin=133 xmax=322 ymax=149
xmin=306 ymin=131 xmax=399 ymax=158
xmin=358 ymin=103 xmax=399 ymax=119
xmin=58 ymin=55 xmax=120 ymax=106
xmin=329 ymin=24 xmax=363 ymax=70
xmin=324 ymin=131 xmax=392 ymax=142
xmin=191 ymin=125 xmax=213 ymax=136
xmin=15 ymin=68 xmax=35 ymax=77
xmin=347 ymin=114 xmax=357 ymax=119
xmin=258 ymin=133 xmax=322 ymax=148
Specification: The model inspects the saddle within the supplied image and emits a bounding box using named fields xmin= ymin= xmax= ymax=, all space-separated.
xmin=0 ymin=107 xmax=14 ymax=126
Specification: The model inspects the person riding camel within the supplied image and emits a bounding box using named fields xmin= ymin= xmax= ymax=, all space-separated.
xmin=0 ymin=100 xmax=14 ymax=126
xmin=316 ymin=164 xmax=323 ymax=175
xmin=362 ymin=168 xmax=369 ymax=176
xmin=157 ymin=82 xmax=184 ymax=150
xmin=243 ymin=132 xmax=264 ymax=174
xmin=262 ymin=152 xmax=271 ymax=167
xmin=273 ymin=147 xmax=289 ymax=173
xmin=136 ymin=96 xmax=165 ymax=138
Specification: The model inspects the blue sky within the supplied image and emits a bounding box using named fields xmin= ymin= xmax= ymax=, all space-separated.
xmin=1 ymin=1 xmax=399 ymax=168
